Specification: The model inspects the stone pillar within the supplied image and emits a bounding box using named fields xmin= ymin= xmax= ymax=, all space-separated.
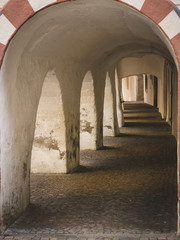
xmin=162 ymin=62 xmax=168 ymax=119
xmin=165 ymin=62 xmax=173 ymax=124
xmin=55 ymin=64 xmax=84 ymax=173
xmin=177 ymin=64 xmax=180 ymax=235
xmin=171 ymin=65 xmax=178 ymax=138
xmin=80 ymin=71 xmax=97 ymax=150
xmin=0 ymin=57 xmax=48 ymax=230
xmin=115 ymin=69 xmax=124 ymax=128
xmin=144 ymin=74 xmax=154 ymax=106
xmin=92 ymin=67 xmax=106 ymax=149
xmin=103 ymin=68 xmax=119 ymax=136
xmin=137 ymin=75 xmax=144 ymax=101
xmin=109 ymin=68 xmax=120 ymax=136
xmin=31 ymin=70 xmax=66 ymax=173
xmin=103 ymin=73 xmax=114 ymax=136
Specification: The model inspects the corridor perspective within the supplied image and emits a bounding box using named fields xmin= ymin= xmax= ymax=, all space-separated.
xmin=0 ymin=0 xmax=180 ymax=239
xmin=5 ymin=102 xmax=177 ymax=240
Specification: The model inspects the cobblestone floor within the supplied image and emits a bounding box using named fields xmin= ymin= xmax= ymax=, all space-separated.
xmin=3 ymin=102 xmax=179 ymax=240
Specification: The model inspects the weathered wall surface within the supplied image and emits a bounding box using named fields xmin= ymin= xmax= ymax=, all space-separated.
xmin=55 ymin=63 xmax=86 ymax=173
xmin=103 ymin=73 xmax=114 ymax=136
xmin=171 ymin=65 xmax=178 ymax=138
xmin=137 ymin=75 xmax=144 ymax=101
xmin=163 ymin=61 xmax=178 ymax=137
xmin=92 ymin=67 xmax=106 ymax=149
xmin=118 ymin=55 xmax=165 ymax=80
xmin=122 ymin=75 xmax=144 ymax=102
xmin=31 ymin=70 xmax=66 ymax=173
xmin=0 ymin=54 xmax=48 ymax=230
xmin=103 ymin=70 xmax=119 ymax=137
xmin=115 ymin=69 xmax=124 ymax=128
xmin=144 ymin=74 xmax=155 ymax=106
xmin=80 ymin=71 xmax=97 ymax=150
xmin=0 ymin=0 xmax=179 ymax=233
xmin=122 ymin=76 xmax=138 ymax=102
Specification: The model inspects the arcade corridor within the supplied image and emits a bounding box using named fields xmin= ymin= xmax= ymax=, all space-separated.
xmin=4 ymin=102 xmax=178 ymax=239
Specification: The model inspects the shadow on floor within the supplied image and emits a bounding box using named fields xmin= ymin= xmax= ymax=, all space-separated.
xmin=5 ymin=102 xmax=178 ymax=237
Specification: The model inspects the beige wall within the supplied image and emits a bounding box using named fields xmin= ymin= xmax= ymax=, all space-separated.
xmin=115 ymin=69 xmax=124 ymax=128
xmin=122 ymin=76 xmax=138 ymax=101
xmin=31 ymin=70 xmax=66 ymax=173
xmin=80 ymin=71 xmax=97 ymax=150
xmin=103 ymin=73 xmax=114 ymax=136
xmin=103 ymin=70 xmax=120 ymax=137
xmin=144 ymin=74 xmax=155 ymax=106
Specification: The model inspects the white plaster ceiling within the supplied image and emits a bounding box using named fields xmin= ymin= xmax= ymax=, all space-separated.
xmin=10 ymin=0 xmax=176 ymax=69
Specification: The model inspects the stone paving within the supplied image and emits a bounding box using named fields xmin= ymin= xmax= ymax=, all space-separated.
xmin=2 ymin=102 xmax=179 ymax=240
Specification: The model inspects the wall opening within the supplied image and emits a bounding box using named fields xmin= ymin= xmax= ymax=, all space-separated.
xmin=31 ymin=70 xmax=67 ymax=173
xmin=80 ymin=71 xmax=97 ymax=150
xmin=122 ymin=75 xmax=144 ymax=102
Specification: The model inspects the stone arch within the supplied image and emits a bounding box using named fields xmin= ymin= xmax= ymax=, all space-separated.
xmin=116 ymin=54 xmax=178 ymax=137
xmin=0 ymin=0 xmax=179 ymax=233
xmin=0 ymin=0 xmax=179 ymax=67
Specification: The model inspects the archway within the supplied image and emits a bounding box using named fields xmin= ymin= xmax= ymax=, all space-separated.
xmin=117 ymin=54 xmax=178 ymax=137
xmin=80 ymin=71 xmax=97 ymax=150
xmin=31 ymin=70 xmax=67 ymax=173
xmin=0 ymin=0 xmax=179 ymax=234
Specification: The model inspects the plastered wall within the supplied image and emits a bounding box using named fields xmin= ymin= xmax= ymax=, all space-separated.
xmin=31 ymin=70 xmax=66 ymax=173
xmin=0 ymin=0 xmax=179 ymax=232
xmin=80 ymin=71 xmax=97 ymax=150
